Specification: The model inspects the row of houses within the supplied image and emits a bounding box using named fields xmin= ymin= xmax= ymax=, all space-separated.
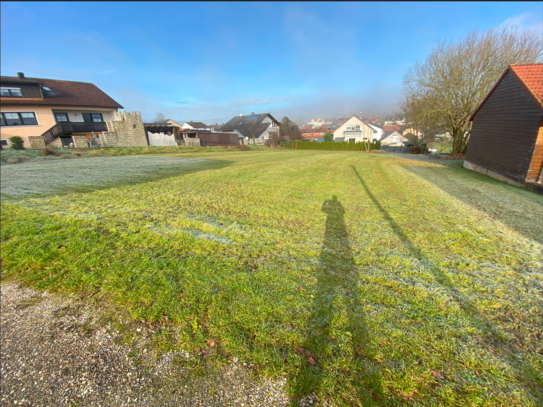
xmin=0 ymin=73 xmax=283 ymax=149
xmin=301 ymin=115 xmax=406 ymax=146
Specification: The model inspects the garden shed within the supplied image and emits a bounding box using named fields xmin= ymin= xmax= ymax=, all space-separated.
xmin=464 ymin=63 xmax=543 ymax=186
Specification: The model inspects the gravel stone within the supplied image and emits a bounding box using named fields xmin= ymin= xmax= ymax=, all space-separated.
xmin=1 ymin=283 xmax=290 ymax=406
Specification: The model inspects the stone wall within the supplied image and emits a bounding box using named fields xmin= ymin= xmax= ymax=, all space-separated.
xmin=28 ymin=136 xmax=46 ymax=150
xmin=72 ymin=136 xmax=89 ymax=148
xmin=101 ymin=111 xmax=148 ymax=147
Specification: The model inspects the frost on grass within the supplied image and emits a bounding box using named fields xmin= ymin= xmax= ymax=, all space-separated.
xmin=0 ymin=156 xmax=211 ymax=200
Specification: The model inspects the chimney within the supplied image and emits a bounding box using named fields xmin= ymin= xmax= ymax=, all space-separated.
xmin=17 ymin=72 xmax=25 ymax=79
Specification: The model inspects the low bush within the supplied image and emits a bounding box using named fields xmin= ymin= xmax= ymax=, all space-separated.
xmin=8 ymin=136 xmax=25 ymax=150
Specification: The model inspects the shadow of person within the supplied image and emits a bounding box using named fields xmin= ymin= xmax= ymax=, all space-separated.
xmin=291 ymin=196 xmax=384 ymax=405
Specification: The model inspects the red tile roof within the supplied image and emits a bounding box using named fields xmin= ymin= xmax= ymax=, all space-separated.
xmin=384 ymin=125 xmax=401 ymax=132
xmin=510 ymin=63 xmax=543 ymax=109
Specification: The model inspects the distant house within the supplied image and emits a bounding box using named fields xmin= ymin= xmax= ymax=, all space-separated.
xmin=166 ymin=119 xmax=183 ymax=128
xmin=384 ymin=116 xmax=406 ymax=126
xmin=0 ymin=72 xmax=123 ymax=148
xmin=364 ymin=116 xmax=381 ymax=125
xmin=301 ymin=127 xmax=332 ymax=140
xmin=209 ymin=124 xmax=222 ymax=131
xmin=383 ymin=125 xmax=401 ymax=132
xmin=220 ymin=113 xmax=281 ymax=142
xmin=308 ymin=118 xmax=332 ymax=128
xmin=464 ymin=63 xmax=543 ymax=186
xmin=381 ymin=130 xmax=404 ymax=146
xmin=332 ymin=115 xmax=374 ymax=142
xmin=367 ymin=122 xmax=384 ymax=141
xmin=182 ymin=121 xmax=210 ymax=131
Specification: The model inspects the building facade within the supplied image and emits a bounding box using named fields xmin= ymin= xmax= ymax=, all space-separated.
xmin=1 ymin=73 xmax=123 ymax=148
xmin=332 ymin=115 xmax=374 ymax=142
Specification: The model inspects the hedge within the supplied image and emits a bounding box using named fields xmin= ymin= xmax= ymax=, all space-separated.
xmin=284 ymin=140 xmax=381 ymax=151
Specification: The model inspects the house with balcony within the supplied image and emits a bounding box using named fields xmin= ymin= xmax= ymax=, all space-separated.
xmin=1 ymin=72 xmax=123 ymax=148
xmin=332 ymin=115 xmax=374 ymax=142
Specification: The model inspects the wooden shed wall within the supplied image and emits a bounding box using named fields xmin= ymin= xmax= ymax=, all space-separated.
xmin=465 ymin=70 xmax=543 ymax=183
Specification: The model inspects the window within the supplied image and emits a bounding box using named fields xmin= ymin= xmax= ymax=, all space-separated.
xmin=346 ymin=126 xmax=351 ymax=131
xmin=20 ymin=112 xmax=38 ymax=125
xmin=91 ymin=113 xmax=103 ymax=122
xmin=3 ymin=113 xmax=22 ymax=125
xmin=349 ymin=138 xmax=355 ymax=143
xmin=0 ymin=140 xmax=8 ymax=146
xmin=392 ymin=136 xmax=398 ymax=143
xmin=356 ymin=125 xmax=360 ymax=131
xmin=1 ymin=87 xmax=23 ymax=97
xmin=1 ymin=112 xmax=38 ymax=126
xmin=82 ymin=113 xmax=104 ymax=123
xmin=55 ymin=113 xmax=69 ymax=122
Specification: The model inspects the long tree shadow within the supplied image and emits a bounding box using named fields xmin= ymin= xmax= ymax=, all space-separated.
xmin=350 ymin=165 xmax=542 ymax=400
xmin=291 ymin=196 xmax=384 ymax=405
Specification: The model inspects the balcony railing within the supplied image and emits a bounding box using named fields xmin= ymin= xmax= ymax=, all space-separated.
xmin=40 ymin=122 xmax=108 ymax=145
xmin=343 ymin=131 xmax=362 ymax=137
xmin=59 ymin=122 xmax=108 ymax=133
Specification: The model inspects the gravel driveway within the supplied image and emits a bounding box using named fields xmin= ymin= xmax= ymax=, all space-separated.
xmin=0 ymin=283 xmax=289 ymax=406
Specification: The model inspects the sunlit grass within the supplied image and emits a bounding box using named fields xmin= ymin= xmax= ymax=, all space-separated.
xmin=1 ymin=150 xmax=542 ymax=406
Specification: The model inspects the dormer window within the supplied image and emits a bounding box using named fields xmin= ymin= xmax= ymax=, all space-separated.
xmin=1 ymin=87 xmax=23 ymax=97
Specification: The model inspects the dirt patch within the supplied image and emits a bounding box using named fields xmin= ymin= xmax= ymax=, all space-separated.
xmin=0 ymin=283 xmax=289 ymax=406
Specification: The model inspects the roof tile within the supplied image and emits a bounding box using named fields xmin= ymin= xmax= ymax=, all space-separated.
xmin=0 ymin=76 xmax=123 ymax=109
xmin=510 ymin=63 xmax=543 ymax=108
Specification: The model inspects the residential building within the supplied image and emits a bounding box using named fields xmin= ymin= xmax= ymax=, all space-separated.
xmin=308 ymin=118 xmax=332 ymax=128
xmin=220 ymin=113 xmax=281 ymax=142
xmin=182 ymin=121 xmax=210 ymax=131
xmin=367 ymin=122 xmax=384 ymax=141
xmin=381 ymin=130 xmax=405 ymax=146
xmin=464 ymin=63 xmax=543 ymax=186
xmin=332 ymin=115 xmax=374 ymax=142
xmin=166 ymin=119 xmax=183 ymax=128
xmin=1 ymin=72 xmax=123 ymax=148
xmin=301 ymin=127 xmax=332 ymax=140
xmin=383 ymin=124 xmax=401 ymax=132
xmin=384 ymin=115 xmax=406 ymax=126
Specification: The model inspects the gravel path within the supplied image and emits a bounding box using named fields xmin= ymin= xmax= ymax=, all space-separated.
xmin=0 ymin=283 xmax=290 ymax=406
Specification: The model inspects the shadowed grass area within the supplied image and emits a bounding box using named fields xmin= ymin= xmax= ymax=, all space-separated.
xmin=1 ymin=150 xmax=542 ymax=406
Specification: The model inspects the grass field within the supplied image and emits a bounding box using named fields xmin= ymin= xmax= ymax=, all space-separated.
xmin=1 ymin=149 xmax=542 ymax=406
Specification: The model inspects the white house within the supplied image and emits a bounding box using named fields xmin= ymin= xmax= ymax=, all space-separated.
xmin=381 ymin=130 xmax=405 ymax=146
xmin=332 ymin=115 xmax=374 ymax=142
xmin=367 ymin=122 xmax=384 ymax=141
xmin=220 ymin=113 xmax=281 ymax=143
xmin=182 ymin=121 xmax=210 ymax=131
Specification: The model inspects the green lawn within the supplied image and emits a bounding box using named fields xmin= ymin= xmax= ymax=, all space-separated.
xmin=1 ymin=150 xmax=542 ymax=406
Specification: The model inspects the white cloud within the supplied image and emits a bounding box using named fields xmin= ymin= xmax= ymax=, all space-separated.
xmin=499 ymin=12 xmax=543 ymax=35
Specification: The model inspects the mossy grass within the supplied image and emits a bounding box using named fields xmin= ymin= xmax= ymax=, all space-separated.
xmin=1 ymin=150 xmax=542 ymax=406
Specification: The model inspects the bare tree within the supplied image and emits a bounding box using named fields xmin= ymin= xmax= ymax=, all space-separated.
xmin=153 ymin=113 xmax=167 ymax=123
xmin=279 ymin=116 xmax=303 ymax=141
xmin=401 ymin=26 xmax=542 ymax=154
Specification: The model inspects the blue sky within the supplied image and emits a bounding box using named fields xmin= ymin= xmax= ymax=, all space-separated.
xmin=1 ymin=2 xmax=542 ymax=124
